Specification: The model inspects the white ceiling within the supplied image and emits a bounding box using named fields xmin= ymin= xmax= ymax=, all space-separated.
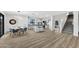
xmin=2 ymin=11 xmax=70 ymax=17
xmin=22 ymin=11 xmax=68 ymax=16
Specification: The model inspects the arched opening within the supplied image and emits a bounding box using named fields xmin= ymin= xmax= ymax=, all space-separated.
xmin=0 ymin=13 xmax=4 ymax=37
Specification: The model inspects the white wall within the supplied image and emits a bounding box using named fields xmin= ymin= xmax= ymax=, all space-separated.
xmin=73 ymin=11 xmax=78 ymax=36
xmin=4 ymin=14 xmax=28 ymax=33
xmin=48 ymin=16 xmax=54 ymax=31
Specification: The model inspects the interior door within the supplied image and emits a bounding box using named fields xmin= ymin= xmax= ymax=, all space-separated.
xmin=0 ymin=13 xmax=4 ymax=37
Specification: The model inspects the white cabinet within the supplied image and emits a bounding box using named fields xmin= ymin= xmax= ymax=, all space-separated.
xmin=34 ymin=22 xmax=44 ymax=32
xmin=34 ymin=26 xmax=44 ymax=32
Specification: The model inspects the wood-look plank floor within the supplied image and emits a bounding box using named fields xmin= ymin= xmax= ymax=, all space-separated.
xmin=0 ymin=29 xmax=79 ymax=48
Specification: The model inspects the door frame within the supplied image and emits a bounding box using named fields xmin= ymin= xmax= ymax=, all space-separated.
xmin=0 ymin=13 xmax=4 ymax=37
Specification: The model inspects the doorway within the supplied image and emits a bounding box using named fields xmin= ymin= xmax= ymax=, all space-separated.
xmin=62 ymin=14 xmax=73 ymax=34
xmin=0 ymin=13 xmax=4 ymax=37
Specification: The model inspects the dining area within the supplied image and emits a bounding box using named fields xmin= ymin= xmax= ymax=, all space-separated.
xmin=9 ymin=26 xmax=27 ymax=37
xmin=5 ymin=16 xmax=28 ymax=38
